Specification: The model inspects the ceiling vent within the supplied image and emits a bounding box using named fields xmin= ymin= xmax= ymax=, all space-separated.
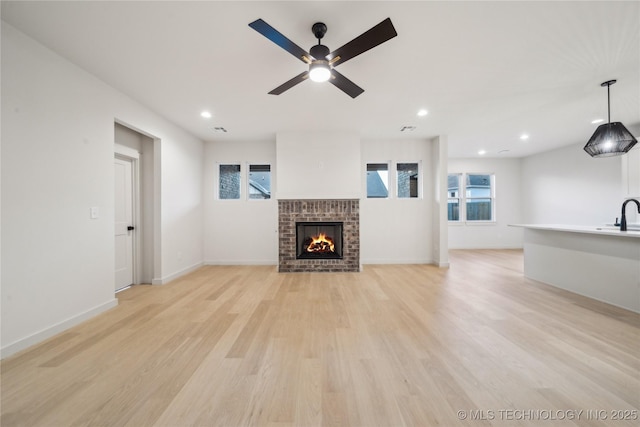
xmin=400 ymin=126 xmax=416 ymax=132
xmin=212 ymin=127 xmax=228 ymax=133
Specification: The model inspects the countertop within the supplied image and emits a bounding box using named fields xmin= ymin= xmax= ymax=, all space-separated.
xmin=509 ymin=224 xmax=640 ymax=239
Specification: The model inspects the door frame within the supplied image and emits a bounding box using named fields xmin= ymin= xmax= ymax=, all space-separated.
xmin=115 ymin=145 xmax=141 ymax=286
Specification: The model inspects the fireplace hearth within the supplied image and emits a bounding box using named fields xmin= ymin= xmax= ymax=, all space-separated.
xmin=296 ymin=222 xmax=343 ymax=259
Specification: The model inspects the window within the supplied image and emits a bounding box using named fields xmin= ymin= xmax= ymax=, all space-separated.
xmin=448 ymin=174 xmax=461 ymax=221
xmin=218 ymin=163 xmax=273 ymax=201
xmin=248 ymin=164 xmax=271 ymax=199
xmin=366 ymin=163 xmax=389 ymax=198
xmin=466 ymin=174 xmax=494 ymax=221
xmin=448 ymin=173 xmax=495 ymax=222
xmin=219 ymin=164 xmax=241 ymax=199
xmin=397 ymin=163 xmax=419 ymax=198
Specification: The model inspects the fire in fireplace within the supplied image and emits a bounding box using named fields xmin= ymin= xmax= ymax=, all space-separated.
xmin=296 ymin=222 xmax=343 ymax=259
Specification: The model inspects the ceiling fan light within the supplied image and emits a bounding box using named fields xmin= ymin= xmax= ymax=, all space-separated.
xmin=584 ymin=122 xmax=637 ymax=157
xmin=309 ymin=61 xmax=331 ymax=83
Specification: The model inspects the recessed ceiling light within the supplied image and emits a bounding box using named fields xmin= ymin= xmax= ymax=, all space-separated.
xmin=200 ymin=111 xmax=212 ymax=119
xmin=591 ymin=118 xmax=604 ymax=124
xmin=417 ymin=109 xmax=428 ymax=117
xmin=520 ymin=134 xmax=529 ymax=140
xmin=478 ymin=150 xmax=487 ymax=155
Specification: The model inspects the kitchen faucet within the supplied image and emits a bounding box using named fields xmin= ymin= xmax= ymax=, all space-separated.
xmin=620 ymin=198 xmax=640 ymax=231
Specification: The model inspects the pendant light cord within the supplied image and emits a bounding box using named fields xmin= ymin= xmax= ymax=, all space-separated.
xmin=607 ymin=83 xmax=611 ymax=124
xmin=601 ymin=79 xmax=616 ymax=125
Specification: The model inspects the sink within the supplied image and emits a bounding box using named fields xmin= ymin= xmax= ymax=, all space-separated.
xmin=600 ymin=224 xmax=640 ymax=231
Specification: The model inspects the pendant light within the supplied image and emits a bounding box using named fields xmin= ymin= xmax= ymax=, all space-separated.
xmin=584 ymin=80 xmax=637 ymax=157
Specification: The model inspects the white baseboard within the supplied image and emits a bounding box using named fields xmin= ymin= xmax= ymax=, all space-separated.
xmin=1 ymin=298 xmax=118 ymax=360
xmin=204 ymin=260 xmax=277 ymax=266
xmin=152 ymin=261 xmax=204 ymax=285
xmin=360 ymin=258 xmax=434 ymax=265
xmin=448 ymin=245 xmax=524 ymax=250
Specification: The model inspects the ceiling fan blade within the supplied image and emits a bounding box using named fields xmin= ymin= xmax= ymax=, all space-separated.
xmin=329 ymin=70 xmax=365 ymax=98
xmin=327 ymin=18 xmax=397 ymax=67
xmin=249 ymin=19 xmax=311 ymax=64
xmin=268 ymin=71 xmax=309 ymax=95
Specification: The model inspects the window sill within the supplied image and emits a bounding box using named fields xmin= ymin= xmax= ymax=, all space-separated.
xmin=448 ymin=221 xmax=496 ymax=226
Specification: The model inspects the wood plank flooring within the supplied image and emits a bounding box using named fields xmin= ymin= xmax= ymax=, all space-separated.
xmin=2 ymin=250 xmax=639 ymax=426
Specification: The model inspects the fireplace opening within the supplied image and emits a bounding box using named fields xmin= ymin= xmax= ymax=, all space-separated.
xmin=296 ymin=222 xmax=343 ymax=259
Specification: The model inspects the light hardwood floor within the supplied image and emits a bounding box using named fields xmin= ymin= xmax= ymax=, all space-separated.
xmin=2 ymin=250 xmax=639 ymax=426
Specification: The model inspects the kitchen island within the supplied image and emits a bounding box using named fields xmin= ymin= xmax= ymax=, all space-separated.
xmin=511 ymin=224 xmax=640 ymax=313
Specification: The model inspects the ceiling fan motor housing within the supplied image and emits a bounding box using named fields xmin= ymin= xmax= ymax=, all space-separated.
xmin=310 ymin=44 xmax=330 ymax=60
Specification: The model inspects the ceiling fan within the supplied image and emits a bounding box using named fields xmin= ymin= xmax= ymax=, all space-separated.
xmin=248 ymin=17 xmax=397 ymax=98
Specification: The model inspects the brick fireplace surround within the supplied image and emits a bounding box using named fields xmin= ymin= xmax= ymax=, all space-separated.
xmin=278 ymin=199 xmax=360 ymax=272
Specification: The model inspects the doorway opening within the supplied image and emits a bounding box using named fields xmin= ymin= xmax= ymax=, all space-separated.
xmin=114 ymin=121 xmax=159 ymax=289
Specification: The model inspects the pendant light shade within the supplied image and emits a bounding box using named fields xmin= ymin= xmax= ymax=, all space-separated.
xmin=584 ymin=80 xmax=637 ymax=157
xmin=584 ymin=122 xmax=637 ymax=157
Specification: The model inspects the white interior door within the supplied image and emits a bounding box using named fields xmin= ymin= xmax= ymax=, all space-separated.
xmin=114 ymin=157 xmax=134 ymax=291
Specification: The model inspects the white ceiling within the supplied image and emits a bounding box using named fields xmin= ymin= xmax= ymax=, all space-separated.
xmin=2 ymin=1 xmax=639 ymax=158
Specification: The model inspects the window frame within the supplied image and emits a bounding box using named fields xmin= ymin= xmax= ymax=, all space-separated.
xmin=366 ymin=162 xmax=390 ymax=199
xmin=448 ymin=172 xmax=496 ymax=223
xmin=396 ymin=161 xmax=421 ymax=199
xmin=464 ymin=173 xmax=495 ymax=222
xmin=247 ymin=163 xmax=272 ymax=201
xmin=217 ymin=162 xmax=242 ymax=201
xmin=447 ymin=173 xmax=462 ymax=222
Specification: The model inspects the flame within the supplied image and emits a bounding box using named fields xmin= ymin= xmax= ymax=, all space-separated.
xmin=306 ymin=232 xmax=335 ymax=253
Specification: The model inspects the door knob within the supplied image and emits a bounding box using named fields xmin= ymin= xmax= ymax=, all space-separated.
xmin=127 ymin=226 xmax=135 ymax=231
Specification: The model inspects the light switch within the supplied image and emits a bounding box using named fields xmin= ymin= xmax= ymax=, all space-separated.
xmin=90 ymin=207 xmax=99 ymax=219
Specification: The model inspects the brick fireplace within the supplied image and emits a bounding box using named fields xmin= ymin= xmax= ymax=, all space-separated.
xmin=278 ymin=199 xmax=360 ymax=272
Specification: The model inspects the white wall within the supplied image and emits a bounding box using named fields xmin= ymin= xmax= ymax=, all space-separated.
xmin=360 ymin=138 xmax=434 ymax=263
xmin=448 ymin=157 xmax=523 ymax=249
xmin=276 ymin=131 xmax=361 ymax=199
xmin=158 ymin=128 xmax=203 ymax=282
xmin=203 ymin=135 xmax=442 ymax=266
xmin=621 ymin=145 xmax=640 ymax=201
xmin=1 ymin=23 xmax=204 ymax=357
xmin=431 ymin=136 xmax=449 ymax=267
xmin=621 ymin=145 xmax=640 ymax=225
xmin=521 ymin=143 xmax=622 ymax=225
xmin=204 ymin=140 xmax=278 ymax=264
